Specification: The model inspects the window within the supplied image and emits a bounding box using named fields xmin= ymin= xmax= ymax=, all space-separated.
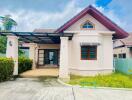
xmin=119 ymin=53 xmax=126 ymax=58
xmin=130 ymin=47 xmax=132 ymax=52
xmin=38 ymin=50 xmax=44 ymax=65
xmin=81 ymin=46 xmax=97 ymax=60
xmin=81 ymin=21 xmax=94 ymax=29
xmin=130 ymin=47 xmax=132 ymax=57
xmin=114 ymin=54 xmax=117 ymax=58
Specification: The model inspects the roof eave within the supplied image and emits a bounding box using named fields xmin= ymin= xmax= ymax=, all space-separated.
xmin=55 ymin=5 xmax=129 ymax=39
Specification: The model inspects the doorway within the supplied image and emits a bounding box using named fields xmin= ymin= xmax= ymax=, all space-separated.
xmin=44 ymin=49 xmax=58 ymax=65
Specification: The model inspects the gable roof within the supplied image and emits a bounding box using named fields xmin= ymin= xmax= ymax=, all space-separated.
xmin=120 ymin=33 xmax=132 ymax=46
xmin=55 ymin=5 xmax=128 ymax=39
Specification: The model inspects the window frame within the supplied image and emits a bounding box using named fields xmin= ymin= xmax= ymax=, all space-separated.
xmin=113 ymin=54 xmax=117 ymax=58
xmin=81 ymin=46 xmax=97 ymax=60
xmin=118 ymin=53 xmax=126 ymax=58
xmin=81 ymin=20 xmax=95 ymax=30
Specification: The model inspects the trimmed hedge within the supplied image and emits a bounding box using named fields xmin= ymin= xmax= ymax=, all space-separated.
xmin=18 ymin=57 xmax=32 ymax=74
xmin=0 ymin=57 xmax=32 ymax=82
xmin=0 ymin=58 xmax=14 ymax=82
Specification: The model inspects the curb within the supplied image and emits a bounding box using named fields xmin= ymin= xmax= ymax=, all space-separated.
xmin=57 ymin=79 xmax=72 ymax=87
xmin=57 ymin=79 xmax=132 ymax=91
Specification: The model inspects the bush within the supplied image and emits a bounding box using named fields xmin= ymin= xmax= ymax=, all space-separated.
xmin=18 ymin=57 xmax=32 ymax=74
xmin=0 ymin=57 xmax=14 ymax=82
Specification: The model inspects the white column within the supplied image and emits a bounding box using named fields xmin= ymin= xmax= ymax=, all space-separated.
xmin=29 ymin=43 xmax=37 ymax=69
xmin=6 ymin=36 xmax=18 ymax=75
xmin=59 ymin=37 xmax=70 ymax=80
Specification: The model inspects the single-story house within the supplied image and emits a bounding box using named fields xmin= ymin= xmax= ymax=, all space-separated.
xmin=1 ymin=5 xmax=128 ymax=79
xmin=114 ymin=34 xmax=132 ymax=58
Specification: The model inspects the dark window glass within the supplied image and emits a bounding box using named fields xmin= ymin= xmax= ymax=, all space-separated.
xmin=123 ymin=54 xmax=126 ymax=58
xmin=81 ymin=46 xmax=88 ymax=59
xmin=119 ymin=53 xmax=126 ymax=58
xmin=82 ymin=22 xmax=94 ymax=29
xmin=81 ymin=46 xmax=97 ymax=60
xmin=89 ymin=46 xmax=96 ymax=59
xmin=114 ymin=54 xmax=117 ymax=58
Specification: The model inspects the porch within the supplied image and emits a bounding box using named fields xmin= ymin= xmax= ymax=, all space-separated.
xmin=36 ymin=46 xmax=60 ymax=68
xmin=0 ymin=31 xmax=73 ymax=79
xmin=20 ymin=68 xmax=59 ymax=78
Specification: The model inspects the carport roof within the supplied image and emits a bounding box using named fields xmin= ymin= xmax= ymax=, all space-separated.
xmin=0 ymin=32 xmax=73 ymax=44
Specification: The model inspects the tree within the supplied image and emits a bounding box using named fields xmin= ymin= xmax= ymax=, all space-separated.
xmin=0 ymin=15 xmax=17 ymax=54
xmin=2 ymin=15 xmax=17 ymax=31
xmin=0 ymin=36 xmax=7 ymax=53
xmin=0 ymin=15 xmax=25 ymax=56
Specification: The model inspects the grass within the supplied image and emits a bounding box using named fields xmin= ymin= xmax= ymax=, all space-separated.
xmin=68 ymin=72 xmax=132 ymax=88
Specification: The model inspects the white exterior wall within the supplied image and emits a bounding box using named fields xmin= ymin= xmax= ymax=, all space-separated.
xmin=6 ymin=36 xmax=19 ymax=75
xmin=113 ymin=40 xmax=132 ymax=58
xmin=67 ymin=32 xmax=113 ymax=76
xmin=65 ymin=13 xmax=114 ymax=76
xmin=67 ymin=14 xmax=109 ymax=31
xmin=113 ymin=40 xmax=123 ymax=48
xmin=114 ymin=47 xmax=132 ymax=58
xmin=27 ymin=13 xmax=114 ymax=76
xmin=59 ymin=37 xmax=69 ymax=79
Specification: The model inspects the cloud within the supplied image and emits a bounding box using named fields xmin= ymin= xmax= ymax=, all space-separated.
xmin=93 ymin=4 xmax=127 ymax=32
xmin=0 ymin=0 xmax=83 ymax=31
xmin=0 ymin=0 xmax=130 ymax=33
xmin=108 ymin=0 xmax=132 ymax=32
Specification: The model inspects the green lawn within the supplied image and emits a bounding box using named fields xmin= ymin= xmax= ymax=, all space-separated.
xmin=68 ymin=73 xmax=132 ymax=88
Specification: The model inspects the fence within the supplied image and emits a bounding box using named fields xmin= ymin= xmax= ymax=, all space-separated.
xmin=114 ymin=58 xmax=132 ymax=75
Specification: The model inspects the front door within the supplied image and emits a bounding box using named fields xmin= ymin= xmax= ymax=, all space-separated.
xmin=44 ymin=49 xmax=58 ymax=65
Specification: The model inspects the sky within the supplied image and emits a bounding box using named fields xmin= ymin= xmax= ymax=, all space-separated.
xmin=0 ymin=0 xmax=132 ymax=32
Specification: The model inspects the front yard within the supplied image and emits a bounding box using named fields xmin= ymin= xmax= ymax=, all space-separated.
xmin=68 ymin=72 xmax=132 ymax=88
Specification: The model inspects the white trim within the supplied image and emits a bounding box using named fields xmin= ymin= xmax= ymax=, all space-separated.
xmin=64 ymin=30 xmax=115 ymax=34
xmin=80 ymin=42 xmax=101 ymax=46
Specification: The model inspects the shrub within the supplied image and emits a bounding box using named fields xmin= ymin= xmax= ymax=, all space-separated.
xmin=18 ymin=57 xmax=32 ymax=73
xmin=0 ymin=57 xmax=14 ymax=82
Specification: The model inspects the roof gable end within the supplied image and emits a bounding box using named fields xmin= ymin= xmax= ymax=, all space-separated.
xmin=55 ymin=5 xmax=128 ymax=39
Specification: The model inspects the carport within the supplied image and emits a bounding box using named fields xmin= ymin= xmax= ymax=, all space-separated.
xmin=0 ymin=31 xmax=73 ymax=79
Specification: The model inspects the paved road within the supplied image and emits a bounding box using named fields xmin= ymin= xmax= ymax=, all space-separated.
xmin=0 ymin=78 xmax=132 ymax=100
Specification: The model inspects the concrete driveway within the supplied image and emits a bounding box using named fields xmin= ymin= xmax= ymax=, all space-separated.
xmin=0 ymin=78 xmax=132 ymax=100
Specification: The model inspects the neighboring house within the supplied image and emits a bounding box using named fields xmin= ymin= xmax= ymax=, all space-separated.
xmin=113 ymin=34 xmax=132 ymax=58
xmin=4 ymin=5 xmax=128 ymax=78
